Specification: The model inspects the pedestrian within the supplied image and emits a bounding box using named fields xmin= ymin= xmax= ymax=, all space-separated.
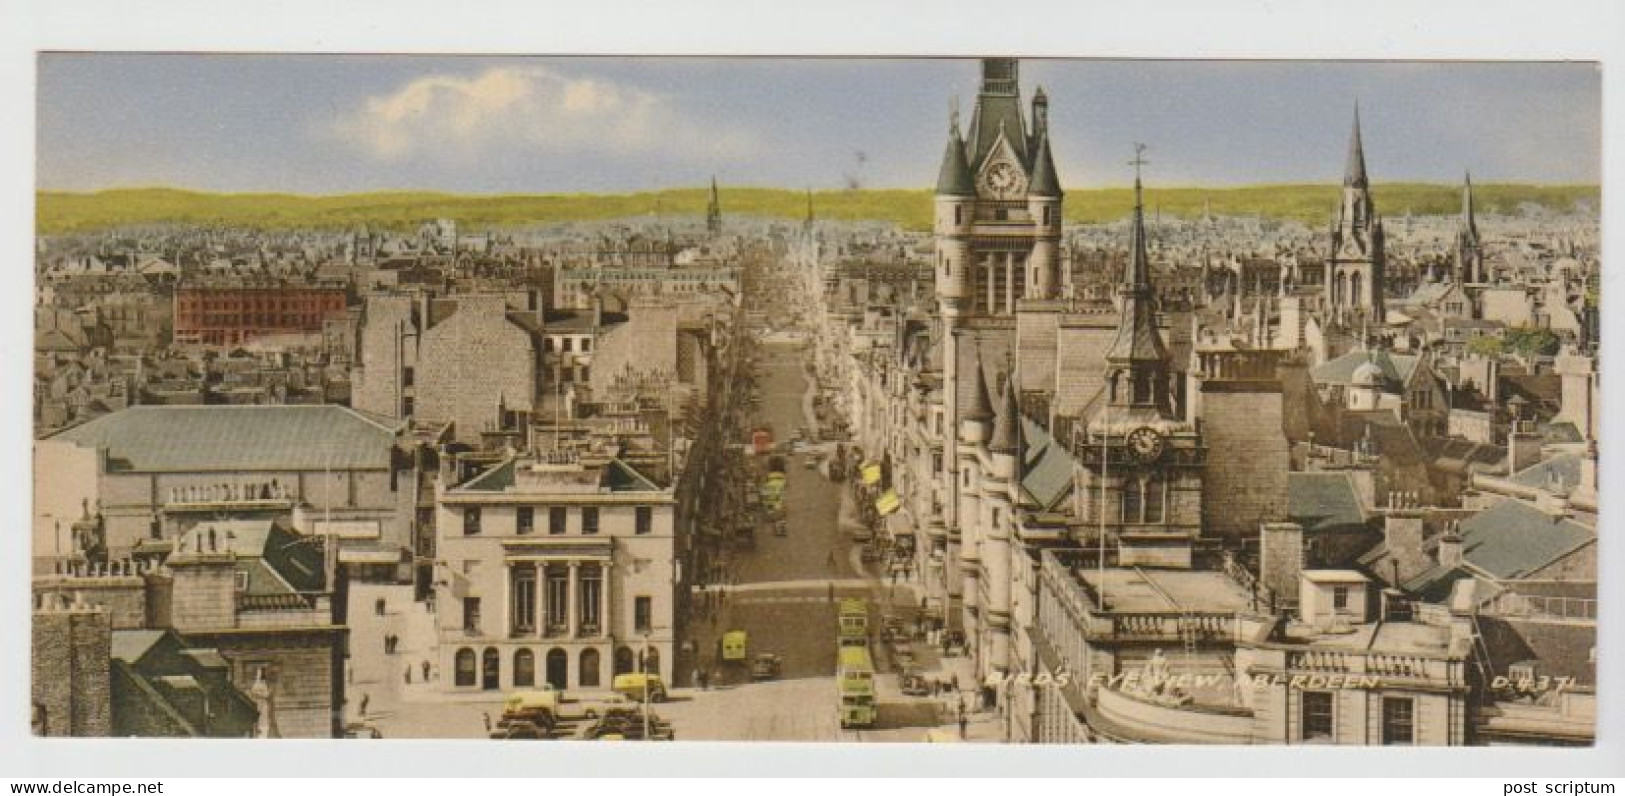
xmin=827 ymin=582 xmax=835 ymax=604
xmin=482 ymin=712 xmax=492 ymax=733
xmin=692 ymin=667 xmax=701 ymax=689
xmin=404 ymin=664 xmax=412 ymax=685
xmin=421 ymin=660 xmax=431 ymax=682
xmin=358 ymin=692 xmax=370 ymax=718
xmin=951 ymin=673 xmax=960 ymax=693
xmin=826 ymin=550 xmax=836 ymax=571
xmin=375 ymin=597 xmax=386 ymax=616
xmin=699 ymin=669 xmax=710 ymax=691
xmin=958 ymin=712 xmax=968 ymax=739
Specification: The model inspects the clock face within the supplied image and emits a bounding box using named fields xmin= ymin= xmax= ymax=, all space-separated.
xmin=980 ymin=161 xmax=1026 ymax=200
xmin=1126 ymin=427 xmax=1166 ymax=463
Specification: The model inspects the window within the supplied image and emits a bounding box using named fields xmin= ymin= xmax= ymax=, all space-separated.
xmin=579 ymin=567 xmax=602 ymax=633
xmin=454 ymin=648 xmax=476 ymax=687
xmin=1333 ymin=586 xmax=1350 ymax=611
xmin=635 ymin=506 xmax=653 ymax=535
xmin=954 ymin=206 xmax=963 ymax=225
xmin=1381 ymin=697 xmax=1414 ymax=745
xmin=579 ymin=649 xmax=601 ymax=687
xmin=402 ymin=366 xmax=414 ymax=387
xmin=549 ymin=506 xmax=567 ymax=535
xmin=562 ymin=338 xmax=574 ymax=353
xmin=634 ymin=596 xmax=653 ymax=632
xmin=1301 ymin=691 xmax=1334 ymax=741
xmin=582 ymin=507 xmax=600 ymax=535
xmin=234 ymin=570 xmax=250 ymax=592
xmin=464 ymin=507 xmax=482 ymax=536
xmin=512 ymin=567 xmax=536 ymax=634
xmin=402 ymin=396 xmax=414 ymax=416
xmin=517 ymin=507 xmax=535 ymax=535
xmin=580 ymin=338 xmax=592 ymax=353
xmin=545 ymin=568 xmax=569 ymax=633
xmin=462 ymin=598 xmax=482 ymax=634
xmin=513 ymin=649 xmax=535 ymax=687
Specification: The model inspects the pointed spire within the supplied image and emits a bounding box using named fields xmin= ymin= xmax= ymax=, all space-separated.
xmin=1105 ymin=145 xmax=1169 ymax=366
xmin=936 ymin=102 xmax=976 ymax=197
xmin=1345 ymin=103 xmax=1369 ymax=188
xmin=1028 ymin=131 xmax=1062 ymax=197
xmin=966 ymin=345 xmax=996 ymax=422
xmin=1462 ymin=170 xmax=1478 ymax=235
xmin=990 ymin=371 xmax=1022 ymax=454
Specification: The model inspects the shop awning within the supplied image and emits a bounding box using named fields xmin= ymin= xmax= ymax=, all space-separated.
xmin=875 ymin=489 xmax=901 ymax=516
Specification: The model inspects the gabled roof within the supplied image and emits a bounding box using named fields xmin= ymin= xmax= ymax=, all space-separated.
xmin=1020 ymin=417 xmax=1075 ymax=511
xmin=1288 ymin=471 xmax=1370 ymax=534
xmin=1452 ymin=499 xmax=1595 ymax=580
xmin=1311 ymin=348 xmax=1420 ymax=390
xmin=48 ymin=405 xmax=404 ymax=472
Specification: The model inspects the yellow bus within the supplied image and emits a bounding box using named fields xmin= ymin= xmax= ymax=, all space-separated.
xmin=838 ymin=598 xmax=869 ymax=647
xmin=836 ymin=645 xmax=876 ymax=729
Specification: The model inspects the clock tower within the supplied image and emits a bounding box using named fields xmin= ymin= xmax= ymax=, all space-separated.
xmin=934 ymin=57 xmax=1065 ymax=603
xmin=1072 ymin=152 xmax=1206 ymax=568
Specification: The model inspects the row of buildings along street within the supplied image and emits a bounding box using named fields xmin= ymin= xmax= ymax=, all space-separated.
xmin=31 ymin=58 xmax=1598 ymax=745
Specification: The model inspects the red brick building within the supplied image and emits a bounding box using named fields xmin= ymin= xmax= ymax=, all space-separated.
xmin=173 ymin=286 xmax=348 ymax=346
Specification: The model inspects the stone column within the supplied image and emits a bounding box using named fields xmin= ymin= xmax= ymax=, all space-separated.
xmin=598 ymin=562 xmax=612 ymax=638
xmin=567 ymin=562 xmax=579 ymax=638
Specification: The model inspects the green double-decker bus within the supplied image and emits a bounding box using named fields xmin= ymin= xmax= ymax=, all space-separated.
xmin=836 ymin=644 xmax=876 ymax=729
xmin=837 ymin=598 xmax=869 ymax=647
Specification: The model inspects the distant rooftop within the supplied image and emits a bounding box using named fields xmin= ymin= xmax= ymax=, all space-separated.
xmin=48 ymin=404 xmax=404 ymax=472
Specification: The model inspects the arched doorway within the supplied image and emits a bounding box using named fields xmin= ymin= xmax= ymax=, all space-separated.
xmin=579 ymin=648 xmax=601 ymax=688
xmin=513 ymin=649 xmax=536 ymax=688
xmin=614 ymin=646 xmax=635 ymax=676
xmin=454 ymin=648 xmax=476 ymax=687
xmin=481 ymin=648 xmax=500 ymax=690
xmin=545 ymin=648 xmax=568 ymax=690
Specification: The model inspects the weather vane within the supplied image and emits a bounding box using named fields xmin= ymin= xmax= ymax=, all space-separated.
xmin=1130 ymin=143 xmax=1151 ymax=181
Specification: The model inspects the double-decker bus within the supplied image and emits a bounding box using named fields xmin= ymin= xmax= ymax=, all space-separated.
xmin=836 ymin=644 xmax=876 ymax=729
xmin=837 ymin=598 xmax=869 ymax=647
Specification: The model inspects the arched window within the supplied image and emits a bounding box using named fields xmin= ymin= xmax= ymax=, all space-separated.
xmin=481 ymin=648 xmax=500 ymax=690
xmin=614 ymin=646 xmax=635 ymax=676
xmin=454 ymin=648 xmax=476 ymax=687
xmin=579 ymin=648 xmax=602 ymax=688
xmin=513 ymin=649 xmax=536 ymax=688
xmin=1350 ymin=272 xmax=1364 ymax=306
xmin=545 ymin=648 xmax=569 ymax=690
xmin=1121 ymin=476 xmax=1165 ymax=524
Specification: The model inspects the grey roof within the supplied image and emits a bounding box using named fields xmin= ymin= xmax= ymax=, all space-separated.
xmin=111 ymin=630 xmax=167 ymax=664
xmin=49 ymin=405 xmax=403 ymax=472
xmin=965 ymin=352 xmax=996 ymax=422
xmin=1027 ymin=133 xmax=1062 ymax=197
xmin=1510 ymin=453 xmax=1582 ymax=489
xmin=1454 ymin=499 xmax=1595 ymax=580
xmin=1020 ymin=417 xmax=1074 ymax=510
xmin=1105 ymin=179 xmax=1168 ymax=365
xmin=935 ymin=130 xmax=976 ymax=197
xmin=1311 ymin=349 xmax=1419 ymax=389
xmin=1288 ymin=472 xmax=1369 ymax=534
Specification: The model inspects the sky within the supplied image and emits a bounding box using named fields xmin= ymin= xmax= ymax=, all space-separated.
xmin=35 ymin=54 xmax=1602 ymax=194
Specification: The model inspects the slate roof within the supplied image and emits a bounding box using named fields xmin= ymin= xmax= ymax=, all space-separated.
xmin=175 ymin=520 xmax=326 ymax=593
xmin=110 ymin=630 xmax=167 ymax=664
xmin=1311 ymin=349 xmax=1420 ymax=390
xmin=1020 ymin=417 xmax=1074 ymax=511
xmin=49 ymin=405 xmax=404 ymax=472
xmin=1027 ymin=133 xmax=1062 ymax=197
xmin=935 ymin=131 xmax=976 ymax=197
xmin=1288 ymin=472 xmax=1369 ymax=534
xmin=1509 ymin=453 xmax=1583 ymax=490
xmin=1452 ymin=499 xmax=1595 ymax=580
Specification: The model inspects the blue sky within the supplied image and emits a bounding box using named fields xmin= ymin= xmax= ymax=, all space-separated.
xmin=35 ymin=54 xmax=1601 ymax=193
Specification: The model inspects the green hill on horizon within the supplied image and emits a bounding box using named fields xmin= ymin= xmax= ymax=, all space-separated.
xmin=36 ymin=184 xmax=1599 ymax=235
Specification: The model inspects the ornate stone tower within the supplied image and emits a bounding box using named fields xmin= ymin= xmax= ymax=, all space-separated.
xmin=1074 ymin=153 xmax=1206 ymax=568
xmin=934 ymin=57 xmax=1063 ymax=567
xmin=1326 ymin=107 xmax=1386 ymax=317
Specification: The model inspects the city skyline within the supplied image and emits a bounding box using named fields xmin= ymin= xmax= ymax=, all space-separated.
xmin=37 ymin=55 xmax=1601 ymax=195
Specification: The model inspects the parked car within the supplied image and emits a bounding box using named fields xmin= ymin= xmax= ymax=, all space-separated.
xmin=750 ymin=653 xmax=783 ymax=680
xmin=611 ymin=672 xmax=668 ymax=703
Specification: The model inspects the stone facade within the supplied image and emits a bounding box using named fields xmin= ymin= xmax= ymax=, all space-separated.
xmin=32 ymin=600 xmax=113 ymax=737
xmin=415 ymin=296 xmax=540 ymax=442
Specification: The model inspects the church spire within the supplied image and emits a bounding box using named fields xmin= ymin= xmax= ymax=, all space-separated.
xmin=706 ymin=176 xmax=722 ymax=236
xmin=1105 ymin=144 xmax=1169 ymax=367
xmin=1345 ymin=103 xmax=1369 ymax=189
xmin=1462 ymin=170 xmax=1478 ymax=237
xmin=936 ymin=101 xmax=976 ymax=197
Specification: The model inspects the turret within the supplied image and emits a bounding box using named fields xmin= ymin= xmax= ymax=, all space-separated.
xmin=1026 ymin=132 xmax=1063 ymax=299
xmin=989 ymin=372 xmax=1023 ymax=482
xmin=935 ymin=105 xmax=976 ymax=304
xmin=959 ymin=351 xmax=995 ymax=446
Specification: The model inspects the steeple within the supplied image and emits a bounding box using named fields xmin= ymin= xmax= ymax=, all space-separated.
xmin=964 ymin=58 xmax=1028 ymax=170
xmin=706 ymin=176 xmax=722 ymax=236
xmin=1345 ymin=103 xmax=1369 ymax=189
xmin=1105 ymin=145 xmax=1171 ymax=383
xmin=936 ymin=104 xmax=977 ymax=197
xmin=1462 ymin=171 xmax=1478 ymax=238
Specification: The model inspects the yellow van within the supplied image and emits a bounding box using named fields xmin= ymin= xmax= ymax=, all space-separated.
xmin=611 ymin=672 xmax=668 ymax=703
xmin=721 ymin=630 xmax=748 ymax=661
xmin=500 ymin=690 xmax=560 ymax=726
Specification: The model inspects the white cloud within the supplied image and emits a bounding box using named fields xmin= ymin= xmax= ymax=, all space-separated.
xmin=330 ymin=65 xmax=759 ymax=163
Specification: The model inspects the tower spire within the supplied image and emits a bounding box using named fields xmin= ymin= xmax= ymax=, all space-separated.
xmin=1105 ymin=144 xmax=1167 ymax=366
xmin=1345 ymin=103 xmax=1369 ymax=188
xmin=1462 ymin=170 xmax=1478 ymax=235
